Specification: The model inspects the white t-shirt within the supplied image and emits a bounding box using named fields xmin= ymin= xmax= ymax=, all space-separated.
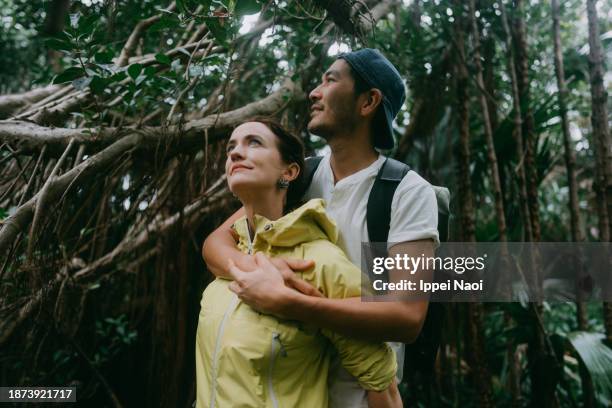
xmin=304 ymin=153 xmax=439 ymax=408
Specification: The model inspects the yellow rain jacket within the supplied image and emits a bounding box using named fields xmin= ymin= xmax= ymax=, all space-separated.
xmin=195 ymin=199 xmax=396 ymax=408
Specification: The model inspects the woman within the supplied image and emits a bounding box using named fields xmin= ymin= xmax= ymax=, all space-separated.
xmin=195 ymin=118 xmax=402 ymax=407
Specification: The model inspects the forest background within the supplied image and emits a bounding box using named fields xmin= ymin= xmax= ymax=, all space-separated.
xmin=0 ymin=0 xmax=611 ymax=407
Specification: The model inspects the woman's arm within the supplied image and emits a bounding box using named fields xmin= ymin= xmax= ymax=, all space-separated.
xmin=321 ymin=328 xmax=398 ymax=396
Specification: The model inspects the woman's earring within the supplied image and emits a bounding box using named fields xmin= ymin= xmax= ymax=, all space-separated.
xmin=277 ymin=178 xmax=290 ymax=189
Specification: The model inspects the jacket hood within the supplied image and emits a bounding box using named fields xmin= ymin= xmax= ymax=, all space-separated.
xmin=231 ymin=199 xmax=338 ymax=250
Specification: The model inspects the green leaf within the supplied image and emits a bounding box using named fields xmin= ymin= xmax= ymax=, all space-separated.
xmin=89 ymin=76 xmax=107 ymax=95
xmin=144 ymin=66 xmax=157 ymax=77
xmin=53 ymin=67 xmax=86 ymax=84
xmin=109 ymin=71 xmax=127 ymax=82
xmin=127 ymin=63 xmax=143 ymax=80
xmin=235 ymin=0 xmax=260 ymax=16
xmin=150 ymin=15 xmax=177 ymax=31
xmin=45 ymin=37 xmax=73 ymax=52
xmin=567 ymin=331 xmax=612 ymax=405
xmin=200 ymin=0 xmax=213 ymax=12
xmin=78 ymin=14 xmax=99 ymax=37
xmin=155 ymin=53 xmax=171 ymax=65
xmin=94 ymin=50 xmax=114 ymax=64
xmin=206 ymin=17 xmax=228 ymax=45
xmin=310 ymin=43 xmax=323 ymax=57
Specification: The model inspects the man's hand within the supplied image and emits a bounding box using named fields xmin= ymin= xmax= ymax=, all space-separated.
xmin=367 ymin=378 xmax=402 ymax=408
xmin=268 ymin=257 xmax=321 ymax=297
xmin=227 ymin=253 xmax=321 ymax=316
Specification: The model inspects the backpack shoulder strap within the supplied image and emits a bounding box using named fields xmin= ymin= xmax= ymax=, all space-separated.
xmin=432 ymin=185 xmax=451 ymax=242
xmin=366 ymin=157 xmax=449 ymax=380
xmin=303 ymin=156 xmax=323 ymax=191
xmin=367 ymin=157 xmax=411 ymax=243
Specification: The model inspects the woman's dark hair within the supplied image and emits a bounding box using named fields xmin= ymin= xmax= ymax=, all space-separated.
xmin=237 ymin=117 xmax=306 ymax=212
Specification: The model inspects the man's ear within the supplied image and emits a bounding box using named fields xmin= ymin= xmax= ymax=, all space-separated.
xmin=283 ymin=163 xmax=300 ymax=182
xmin=359 ymin=88 xmax=383 ymax=118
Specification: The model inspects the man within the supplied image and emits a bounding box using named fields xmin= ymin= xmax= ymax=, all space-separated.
xmin=202 ymin=48 xmax=439 ymax=407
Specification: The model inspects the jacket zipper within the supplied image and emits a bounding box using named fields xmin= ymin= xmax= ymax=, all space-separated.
xmin=246 ymin=220 xmax=254 ymax=254
xmin=268 ymin=332 xmax=287 ymax=408
xmin=210 ymin=220 xmax=253 ymax=408
xmin=209 ymin=295 xmax=239 ymax=408
xmin=211 ymin=219 xmax=253 ymax=407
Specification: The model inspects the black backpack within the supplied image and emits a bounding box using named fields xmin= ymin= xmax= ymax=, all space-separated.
xmin=303 ymin=156 xmax=451 ymax=380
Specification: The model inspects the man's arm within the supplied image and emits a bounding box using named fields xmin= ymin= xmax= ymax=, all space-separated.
xmin=367 ymin=378 xmax=402 ymax=408
xmin=201 ymin=207 xmax=252 ymax=278
xmin=203 ymin=210 xmax=317 ymax=293
xmin=228 ymin=239 xmax=434 ymax=343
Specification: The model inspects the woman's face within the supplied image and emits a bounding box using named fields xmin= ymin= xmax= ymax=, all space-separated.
xmin=225 ymin=122 xmax=290 ymax=196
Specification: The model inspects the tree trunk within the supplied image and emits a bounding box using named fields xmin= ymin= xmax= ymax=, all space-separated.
xmin=455 ymin=3 xmax=493 ymax=407
xmin=454 ymin=2 xmax=475 ymax=244
xmin=455 ymin=89 xmax=475 ymax=240
xmin=500 ymin=1 xmax=532 ymax=243
xmin=552 ymin=0 xmax=584 ymax=244
xmin=511 ymin=2 xmax=560 ymax=406
xmin=586 ymin=0 xmax=612 ymax=242
xmin=468 ymin=0 xmax=507 ymax=243
xmin=512 ymin=0 xmax=541 ymax=242
xmin=465 ymin=303 xmax=493 ymax=408
xmin=500 ymin=6 xmax=528 ymax=405
xmin=586 ymin=0 xmax=612 ymax=343
xmin=43 ymin=0 xmax=71 ymax=73
xmin=483 ymin=36 xmax=499 ymax=134
xmin=551 ymin=3 xmax=594 ymax=404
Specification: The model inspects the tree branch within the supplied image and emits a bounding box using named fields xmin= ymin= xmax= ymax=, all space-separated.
xmin=0 ymin=79 xmax=302 ymax=156
xmin=26 ymin=138 xmax=76 ymax=259
xmin=0 ymin=178 xmax=231 ymax=348
xmin=0 ymin=85 xmax=63 ymax=119
xmin=311 ymin=0 xmax=398 ymax=39
xmin=11 ymin=41 xmax=216 ymax=126
xmin=116 ymin=2 xmax=177 ymax=67
xmin=0 ymin=80 xmax=302 ymax=252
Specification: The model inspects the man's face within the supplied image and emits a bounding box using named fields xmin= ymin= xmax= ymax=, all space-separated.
xmin=307 ymin=59 xmax=360 ymax=138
